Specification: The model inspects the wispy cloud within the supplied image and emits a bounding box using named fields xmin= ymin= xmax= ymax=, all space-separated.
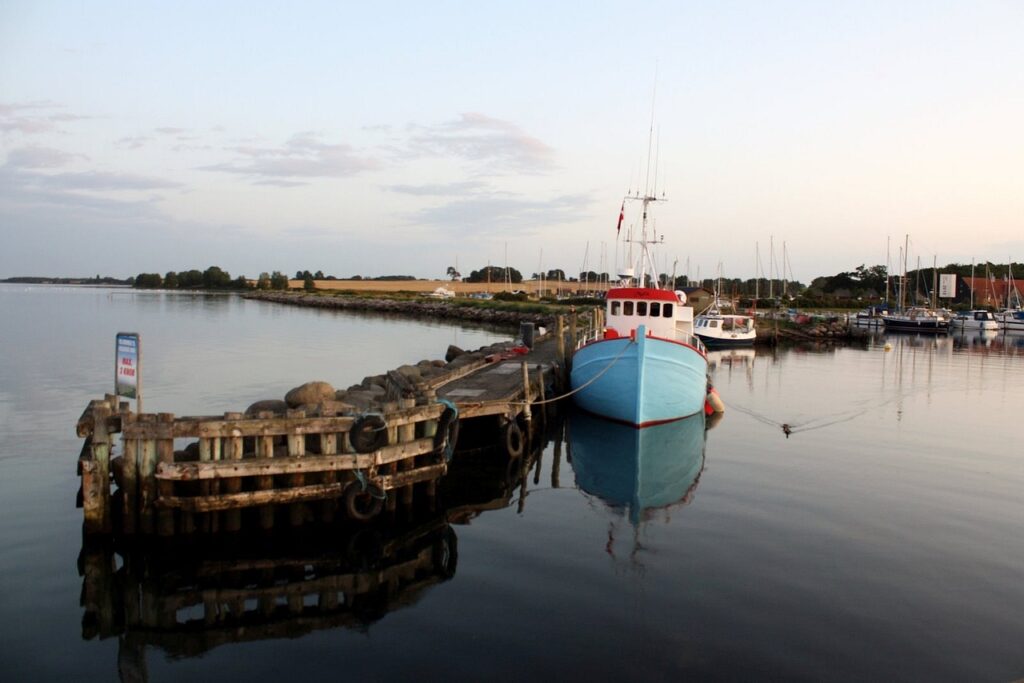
xmin=402 ymin=113 xmax=555 ymax=173
xmin=387 ymin=180 xmax=489 ymax=196
xmin=0 ymin=101 xmax=91 ymax=134
xmin=407 ymin=192 xmax=592 ymax=237
xmin=5 ymin=145 xmax=85 ymax=169
xmin=154 ymin=127 xmax=187 ymax=135
xmin=200 ymin=131 xmax=378 ymax=183
xmin=115 ymin=136 xmax=150 ymax=149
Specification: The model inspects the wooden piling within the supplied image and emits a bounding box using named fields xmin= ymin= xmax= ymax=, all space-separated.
xmin=521 ymin=362 xmax=533 ymax=445
xmin=139 ymin=416 xmax=157 ymax=535
xmin=257 ymin=411 xmax=275 ymax=530
xmin=156 ymin=413 xmax=176 ymax=537
xmin=122 ymin=431 xmax=138 ymax=535
xmin=399 ymin=397 xmax=416 ymax=507
xmin=223 ymin=412 xmax=244 ymax=532
xmin=82 ymin=404 xmax=113 ymax=535
xmin=286 ymin=409 xmax=306 ymax=526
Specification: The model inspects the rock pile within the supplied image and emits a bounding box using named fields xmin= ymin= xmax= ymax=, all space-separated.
xmin=245 ymin=292 xmax=553 ymax=328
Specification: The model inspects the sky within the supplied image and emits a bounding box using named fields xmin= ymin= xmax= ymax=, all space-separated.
xmin=1 ymin=0 xmax=1022 ymax=284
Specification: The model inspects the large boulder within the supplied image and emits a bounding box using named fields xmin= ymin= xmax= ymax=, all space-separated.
xmin=445 ymin=345 xmax=465 ymax=363
xmin=285 ymin=381 xmax=336 ymax=408
xmin=245 ymin=399 xmax=288 ymax=416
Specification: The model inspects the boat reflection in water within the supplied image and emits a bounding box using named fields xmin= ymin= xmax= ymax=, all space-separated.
xmin=568 ymin=410 xmax=710 ymax=525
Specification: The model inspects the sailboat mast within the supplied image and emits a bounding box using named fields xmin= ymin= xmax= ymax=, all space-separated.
xmin=970 ymin=258 xmax=975 ymax=309
xmin=755 ymin=242 xmax=760 ymax=301
xmin=931 ymin=255 xmax=937 ymax=309
xmin=885 ymin=236 xmax=891 ymax=306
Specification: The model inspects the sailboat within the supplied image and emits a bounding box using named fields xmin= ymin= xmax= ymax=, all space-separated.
xmin=994 ymin=264 xmax=1024 ymax=333
xmin=883 ymin=238 xmax=951 ymax=333
xmin=570 ymin=191 xmax=709 ymax=427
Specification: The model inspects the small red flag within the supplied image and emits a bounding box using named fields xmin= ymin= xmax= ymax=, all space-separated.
xmin=616 ymin=201 xmax=624 ymax=234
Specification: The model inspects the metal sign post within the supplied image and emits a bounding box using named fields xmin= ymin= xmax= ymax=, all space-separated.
xmin=115 ymin=332 xmax=142 ymax=413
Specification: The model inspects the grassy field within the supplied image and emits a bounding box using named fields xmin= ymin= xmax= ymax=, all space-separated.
xmin=291 ymin=279 xmax=609 ymax=296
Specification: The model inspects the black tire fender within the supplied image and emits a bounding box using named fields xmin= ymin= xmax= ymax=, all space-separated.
xmin=502 ymin=420 xmax=525 ymax=459
xmin=343 ymin=481 xmax=385 ymax=521
xmin=350 ymin=414 xmax=387 ymax=454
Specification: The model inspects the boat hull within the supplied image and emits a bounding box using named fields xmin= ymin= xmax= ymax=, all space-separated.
xmin=570 ymin=329 xmax=708 ymax=427
xmin=695 ymin=332 xmax=755 ymax=348
xmin=883 ymin=318 xmax=950 ymax=333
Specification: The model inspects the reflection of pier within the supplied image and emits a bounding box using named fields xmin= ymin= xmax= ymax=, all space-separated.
xmin=81 ymin=520 xmax=456 ymax=661
xmin=79 ymin=418 xmax=563 ymax=680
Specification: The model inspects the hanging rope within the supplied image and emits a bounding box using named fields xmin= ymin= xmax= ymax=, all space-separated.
xmin=509 ymin=337 xmax=635 ymax=408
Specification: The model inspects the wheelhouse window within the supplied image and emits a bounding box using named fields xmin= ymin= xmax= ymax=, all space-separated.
xmin=636 ymin=302 xmax=647 ymax=316
xmin=663 ymin=304 xmax=673 ymax=318
xmin=623 ymin=301 xmax=634 ymax=315
xmin=650 ymin=302 xmax=660 ymax=317
xmin=709 ymin=320 xmax=719 ymax=328
xmin=610 ymin=301 xmax=620 ymax=315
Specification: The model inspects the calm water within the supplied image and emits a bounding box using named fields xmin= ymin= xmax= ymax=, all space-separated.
xmin=1 ymin=285 xmax=1023 ymax=681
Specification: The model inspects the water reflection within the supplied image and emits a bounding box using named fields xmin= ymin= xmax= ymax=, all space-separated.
xmin=568 ymin=411 xmax=708 ymax=525
xmin=81 ymin=518 xmax=456 ymax=668
xmin=78 ymin=417 xmax=559 ymax=681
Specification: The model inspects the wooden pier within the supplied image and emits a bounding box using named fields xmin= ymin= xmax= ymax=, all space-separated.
xmin=75 ymin=311 xmax=599 ymax=536
xmin=77 ymin=425 xmax=558 ymax=670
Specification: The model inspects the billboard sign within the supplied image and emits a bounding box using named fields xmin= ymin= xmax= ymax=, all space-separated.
xmin=939 ymin=274 xmax=956 ymax=298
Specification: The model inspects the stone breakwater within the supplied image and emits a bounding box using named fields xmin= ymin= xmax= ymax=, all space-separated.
xmin=244 ymin=292 xmax=554 ymax=328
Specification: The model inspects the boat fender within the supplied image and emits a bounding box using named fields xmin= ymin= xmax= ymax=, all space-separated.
xmin=502 ymin=420 xmax=525 ymax=459
xmin=434 ymin=403 xmax=460 ymax=460
xmin=350 ymin=414 xmax=388 ymax=454
xmin=343 ymin=481 xmax=385 ymax=521
xmin=706 ymin=387 xmax=725 ymax=414
xmin=604 ymin=328 xmax=619 ymax=339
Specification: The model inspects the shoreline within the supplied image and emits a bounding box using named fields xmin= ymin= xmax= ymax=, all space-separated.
xmin=243 ymin=291 xmax=556 ymax=328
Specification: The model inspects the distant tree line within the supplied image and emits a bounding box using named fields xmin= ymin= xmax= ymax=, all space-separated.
xmin=465 ymin=265 xmax=524 ymax=284
xmin=133 ymin=267 xmax=250 ymax=290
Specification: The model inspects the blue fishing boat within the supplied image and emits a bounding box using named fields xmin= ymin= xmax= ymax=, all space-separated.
xmin=568 ymin=410 xmax=706 ymax=525
xmin=570 ymin=194 xmax=709 ymax=427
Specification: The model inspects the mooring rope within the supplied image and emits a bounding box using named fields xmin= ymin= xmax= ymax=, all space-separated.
xmin=508 ymin=337 xmax=635 ymax=408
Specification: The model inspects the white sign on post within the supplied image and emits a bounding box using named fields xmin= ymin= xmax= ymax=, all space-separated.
xmin=939 ymin=274 xmax=957 ymax=298
xmin=115 ymin=332 xmax=141 ymax=407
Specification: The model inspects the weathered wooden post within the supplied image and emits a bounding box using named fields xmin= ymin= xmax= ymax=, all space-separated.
xmin=287 ymin=409 xmax=306 ymax=526
xmin=570 ymin=306 xmax=578 ymax=350
xmin=520 ymin=361 xmax=533 ymax=445
xmin=224 ymin=412 xmax=244 ymax=532
xmin=556 ymin=315 xmax=567 ymax=390
xmin=82 ymin=403 xmax=113 ymax=535
xmin=535 ymin=366 xmax=547 ymax=431
xmin=551 ymin=420 xmax=563 ymax=488
xmin=383 ymin=401 xmax=398 ymax=514
xmin=122 ymin=424 xmax=138 ymax=535
xmin=156 ymin=413 xmax=176 ymax=536
xmin=319 ymin=408 xmax=338 ymax=523
xmin=138 ymin=415 xmax=158 ymax=535
xmin=257 ymin=411 xmax=275 ymax=529
xmin=399 ymin=397 xmax=417 ymax=507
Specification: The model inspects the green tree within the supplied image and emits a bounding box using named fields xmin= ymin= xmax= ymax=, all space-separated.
xmin=270 ymin=271 xmax=290 ymax=290
xmin=303 ymin=272 xmax=315 ymax=291
xmin=163 ymin=271 xmax=179 ymax=289
xmin=202 ymin=266 xmax=232 ymax=289
xmin=134 ymin=273 xmax=162 ymax=288
xmin=466 ymin=265 xmax=522 ymax=283
xmin=257 ymin=272 xmax=271 ymax=290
